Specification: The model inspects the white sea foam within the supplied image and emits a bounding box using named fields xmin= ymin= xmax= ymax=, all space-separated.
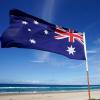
xmin=0 ymin=86 xmax=51 ymax=89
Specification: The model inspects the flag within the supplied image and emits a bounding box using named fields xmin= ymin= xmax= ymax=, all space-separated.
xmin=0 ymin=9 xmax=86 ymax=60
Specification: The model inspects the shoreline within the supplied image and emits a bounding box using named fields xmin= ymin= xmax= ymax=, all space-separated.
xmin=0 ymin=89 xmax=100 ymax=95
xmin=0 ymin=90 xmax=100 ymax=100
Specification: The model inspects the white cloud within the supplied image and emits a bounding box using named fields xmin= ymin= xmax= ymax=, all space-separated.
xmin=87 ymin=47 xmax=100 ymax=54
xmin=87 ymin=50 xmax=98 ymax=54
xmin=31 ymin=51 xmax=50 ymax=63
xmin=32 ymin=60 xmax=44 ymax=63
xmin=42 ymin=0 xmax=56 ymax=21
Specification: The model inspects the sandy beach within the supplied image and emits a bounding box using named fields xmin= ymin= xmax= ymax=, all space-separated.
xmin=0 ymin=90 xmax=100 ymax=100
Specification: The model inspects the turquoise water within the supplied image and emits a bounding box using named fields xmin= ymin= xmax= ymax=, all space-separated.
xmin=0 ymin=84 xmax=100 ymax=94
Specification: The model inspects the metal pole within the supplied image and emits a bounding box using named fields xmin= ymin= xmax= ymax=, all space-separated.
xmin=86 ymin=70 xmax=91 ymax=99
xmin=83 ymin=33 xmax=91 ymax=100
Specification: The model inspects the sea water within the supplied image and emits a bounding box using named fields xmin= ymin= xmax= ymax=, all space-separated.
xmin=0 ymin=84 xmax=100 ymax=94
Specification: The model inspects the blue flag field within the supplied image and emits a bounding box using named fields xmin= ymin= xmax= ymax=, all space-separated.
xmin=0 ymin=9 xmax=86 ymax=60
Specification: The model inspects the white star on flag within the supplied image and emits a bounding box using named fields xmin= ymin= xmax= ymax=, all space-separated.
xmin=44 ymin=30 xmax=49 ymax=35
xmin=22 ymin=21 xmax=28 ymax=25
xmin=28 ymin=28 xmax=31 ymax=32
xmin=34 ymin=20 xmax=39 ymax=24
xmin=29 ymin=39 xmax=36 ymax=44
xmin=66 ymin=45 xmax=76 ymax=55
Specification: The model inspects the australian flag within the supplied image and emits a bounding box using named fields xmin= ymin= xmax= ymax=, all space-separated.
xmin=0 ymin=9 xmax=86 ymax=60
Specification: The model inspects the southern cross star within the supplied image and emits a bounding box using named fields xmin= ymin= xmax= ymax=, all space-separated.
xmin=33 ymin=20 xmax=39 ymax=24
xmin=28 ymin=28 xmax=31 ymax=32
xmin=44 ymin=30 xmax=49 ymax=35
xmin=29 ymin=39 xmax=36 ymax=44
xmin=66 ymin=45 xmax=76 ymax=55
xmin=22 ymin=21 xmax=28 ymax=25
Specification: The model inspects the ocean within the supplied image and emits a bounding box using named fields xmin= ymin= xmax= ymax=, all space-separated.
xmin=0 ymin=84 xmax=100 ymax=94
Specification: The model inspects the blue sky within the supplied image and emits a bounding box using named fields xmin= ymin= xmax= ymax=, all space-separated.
xmin=0 ymin=0 xmax=100 ymax=85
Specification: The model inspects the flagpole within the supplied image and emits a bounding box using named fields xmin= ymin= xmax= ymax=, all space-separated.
xmin=83 ymin=32 xmax=91 ymax=100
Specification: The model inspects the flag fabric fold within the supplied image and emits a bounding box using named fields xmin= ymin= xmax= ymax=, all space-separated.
xmin=0 ymin=9 xmax=86 ymax=60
